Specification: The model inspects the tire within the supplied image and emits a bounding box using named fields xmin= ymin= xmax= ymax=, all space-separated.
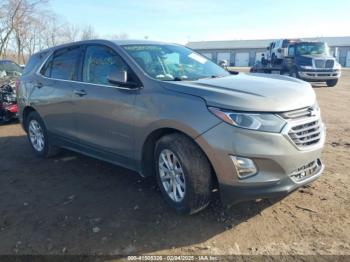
xmin=290 ymin=68 xmax=300 ymax=79
xmin=154 ymin=133 xmax=212 ymax=215
xmin=26 ymin=111 xmax=59 ymax=158
xmin=326 ymin=79 xmax=338 ymax=87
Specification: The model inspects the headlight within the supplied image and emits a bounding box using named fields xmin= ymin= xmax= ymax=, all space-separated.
xmin=334 ymin=62 xmax=342 ymax=70
xmin=208 ymin=107 xmax=286 ymax=133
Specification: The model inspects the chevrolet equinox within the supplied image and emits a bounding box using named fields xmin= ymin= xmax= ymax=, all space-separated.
xmin=18 ymin=40 xmax=325 ymax=214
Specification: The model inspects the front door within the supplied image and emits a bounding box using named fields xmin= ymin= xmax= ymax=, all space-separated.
xmin=73 ymin=44 xmax=139 ymax=164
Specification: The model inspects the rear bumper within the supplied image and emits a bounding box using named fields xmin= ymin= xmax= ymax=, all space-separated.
xmin=298 ymin=70 xmax=341 ymax=81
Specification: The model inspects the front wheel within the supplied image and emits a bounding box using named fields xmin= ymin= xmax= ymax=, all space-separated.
xmin=26 ymin=111 xmax=59 ymax=158
xmin=326 ymin=79 xmax=338 ymax=87
xmin=290 ymin=68 xmax=300 ymax=79
xmin=155 ymin=134 xmax=212 ymax=215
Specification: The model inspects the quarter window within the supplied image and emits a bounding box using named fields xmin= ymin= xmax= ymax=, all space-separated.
xmin=82 ymin=45 xmax=130 ymax=85
xmin=41 ymin=46 xmax=81 ymax=80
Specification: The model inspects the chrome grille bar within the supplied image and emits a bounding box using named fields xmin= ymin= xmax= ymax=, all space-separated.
xmin=289 ymin=159 xmax=322 ymax=183
xmin=280 ymin=106 xmax=324 ymax=149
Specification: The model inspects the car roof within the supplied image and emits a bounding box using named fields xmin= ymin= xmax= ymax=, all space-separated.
xmin=41 ymin=39 xmax=178 ymax=52
xmin=111 ymin=39 xmax=174 ymax=46
xmin=296 ymin=41 xmax=324 ymax=44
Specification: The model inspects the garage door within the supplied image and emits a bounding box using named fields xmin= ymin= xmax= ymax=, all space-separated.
xmin=200 ymin=52 xmax=213 ymax=60
xmin=235 ymin=52 xmax=250 ymax=67
xmin=346 ymin=51 xmax=350 ymax=67
xmin=217 ymin=52 xmax=231 ymax=65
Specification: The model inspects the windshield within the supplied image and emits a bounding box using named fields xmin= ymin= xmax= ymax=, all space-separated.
xmin=122 ymin=44 xmax=230 ymax=81
xmin=295 ymin=42 xmax=330 ymax=56
xmin=0 ymin=61 xmax=22 ymax=77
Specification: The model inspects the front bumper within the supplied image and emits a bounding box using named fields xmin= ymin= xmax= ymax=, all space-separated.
xmin=298 ymin=69 xmax=341 ymax=81
xmin=196 ymin=121 xmax=325 ymax=206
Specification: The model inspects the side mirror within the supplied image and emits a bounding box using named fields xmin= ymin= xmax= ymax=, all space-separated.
xmin=107 ymin=70 xmax=128 ymax=85
xmin=107 ymin=70 xmax=140 ymax=89
xmin=333 ymin=47 xmax=339 ymax=58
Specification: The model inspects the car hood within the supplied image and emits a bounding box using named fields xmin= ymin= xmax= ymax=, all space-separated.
xmin=163 ymin=73 xmax=316 ymax=112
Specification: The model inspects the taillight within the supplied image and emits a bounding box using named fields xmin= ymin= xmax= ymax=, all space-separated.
xmin=5 ymin=104 xmax=18 ymax=113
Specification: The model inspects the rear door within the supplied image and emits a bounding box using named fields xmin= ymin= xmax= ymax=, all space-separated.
xmin=35 ymin=46 xmax=82 ymax=141
xmin=73 ymin=44 xmax=139 ymax=164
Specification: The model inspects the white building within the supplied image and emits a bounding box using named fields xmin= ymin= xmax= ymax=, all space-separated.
xmin=187 ymin=36 xmax=350 ymax=67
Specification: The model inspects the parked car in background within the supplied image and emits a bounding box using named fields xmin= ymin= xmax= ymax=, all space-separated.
xmin=0 ymin=60 xmax=22 ymax=78
xmin=0 ymin=60 xmax=21 ymax=123
xmin=18 ymin=40 xmax=325 ymax=214
xmin=252 ymin=41 xmax=341 ymax=87
xmin=268 ymin=39 xmax=300 ymax=65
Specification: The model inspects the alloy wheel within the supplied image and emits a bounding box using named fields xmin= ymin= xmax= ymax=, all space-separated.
xmin=158 ymin=149 xmax=186 ymax=202
xmin=28 ymin=119 xmax=45 ymax=152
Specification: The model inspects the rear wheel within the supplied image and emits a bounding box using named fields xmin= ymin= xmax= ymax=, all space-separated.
xmin=326 ymin=79 xmax=338 ymax=87
xmin=155 ymin=133 xmax=212 ymax=215
xmin=26 ymin=111 xmax=59 ymax=158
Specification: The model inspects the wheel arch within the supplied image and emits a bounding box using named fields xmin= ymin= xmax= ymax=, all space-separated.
xmin=140 ymin=127 xmax=219 ymax=188
xmin=22 ymin=106 xmax=37 ymax=132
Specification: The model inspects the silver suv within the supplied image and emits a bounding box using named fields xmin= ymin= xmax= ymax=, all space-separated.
xmin=18 ymin=40 xmax=325 ymax=214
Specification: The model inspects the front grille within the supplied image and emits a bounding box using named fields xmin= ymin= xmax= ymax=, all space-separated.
xmin=280 ymin=107 xmax=312 ymax=120
xmin=325 ymin=60 xmax=334 ymax=68
xmin=280 ymin=106 xmax=323 ymax=149
xmin=289 ymin=159 xmax=322 ymax=183
xmin=314 ymin=59 xmax=334 ymax=69
xmin=288 ymin=120 xmax=322 ymax=147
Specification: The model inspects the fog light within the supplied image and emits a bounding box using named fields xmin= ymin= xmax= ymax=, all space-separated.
xmin=231 ymin=156 xmax=257 ymax=179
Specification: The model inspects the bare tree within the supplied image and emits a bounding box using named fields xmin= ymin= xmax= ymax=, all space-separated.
xmin=108 ymin=32 xmax=129 ymax=40
xmin=0 ymin=0 xmax=22 ymax=58
xmin=0 ymin=0 xmax=131 ymax=63
xmin=80 ymin=25 xmax=98 ymax=41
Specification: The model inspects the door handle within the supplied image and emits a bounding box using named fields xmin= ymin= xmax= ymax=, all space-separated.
xmin=73 ymin=89 xmax=87 ymax=97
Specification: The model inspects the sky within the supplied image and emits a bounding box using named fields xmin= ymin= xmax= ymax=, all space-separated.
xmin=49 ymin=0 xmax=350 ymax=44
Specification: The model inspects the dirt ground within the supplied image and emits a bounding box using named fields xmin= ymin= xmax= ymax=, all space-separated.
xmin=0 ymin=70 xmax=349 ymax=257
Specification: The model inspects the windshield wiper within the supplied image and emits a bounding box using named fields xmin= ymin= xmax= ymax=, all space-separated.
xmin=162 ymin=76 xmax=188 ymax=82
xmin=198 ymin=75 xmax=227 ymax=80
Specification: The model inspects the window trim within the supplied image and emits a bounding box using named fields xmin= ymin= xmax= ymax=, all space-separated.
xmin=37 ymin=44 xmax=143 ymax=91
xmin=39 ymin=45 xmax=82 ymax=81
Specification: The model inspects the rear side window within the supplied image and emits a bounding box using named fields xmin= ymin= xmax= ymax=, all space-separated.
xmin=41 ymin=46 xmax=81 ymax=80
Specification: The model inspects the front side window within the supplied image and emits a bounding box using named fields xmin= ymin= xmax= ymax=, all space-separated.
xmin=82 ymin=45 xmax=130 ymax=85
xmin=41 ymin=46 xmax=81 ymax=80
xmin=123 ymin=44 xmax=229 ymax=81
